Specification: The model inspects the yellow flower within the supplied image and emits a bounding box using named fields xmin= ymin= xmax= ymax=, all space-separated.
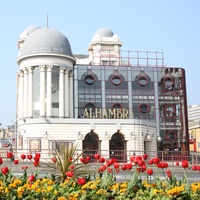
xmin=5 ymin=188 xmax=9 ymax=194
xmin=119 ymin=188 xmax=126 ymax=194
xmin=58 ymin=197 xmax=67 ymax=200
xmin=90 ymin=184 xmax=97 ymax=190
xmin=54 ymin=189 xmax=58 ymax=195
xmin=47 ymin=186 xmax=53 ymax=192
xmin=96 ymin=188 xmax=107 ymax=195
xmin=120 ymin=181 xmax=127 ymax=188
xmin=167 ymin=186 xmax=184 ymax=196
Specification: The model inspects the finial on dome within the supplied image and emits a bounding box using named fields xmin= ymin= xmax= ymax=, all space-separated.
xmin=46 ymin=12 xmax=49 ymax=28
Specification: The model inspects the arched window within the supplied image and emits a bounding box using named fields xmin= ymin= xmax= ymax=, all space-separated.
xmin=83 ymin=132 xmax=99 ymax=162
xmin=109 ymin=132 xmax=126 ymax=162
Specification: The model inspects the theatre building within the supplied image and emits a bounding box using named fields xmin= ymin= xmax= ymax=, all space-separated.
xmin=16 ymin=25 xmax=189 ymax=161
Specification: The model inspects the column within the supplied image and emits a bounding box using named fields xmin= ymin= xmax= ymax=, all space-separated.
xmin=128 ymin=67 xmax=133 ymax=118
xmin=101 ymin=66 xmax=106 ymax=111
xmin=59 ymin=67 xmax=64 ymax=118
xmin=19 ymin=71 xmax=24 ymax=119
xmin=154 ymin=68 xmax=160 ymax=136
xmin=28 ymin=67 xmax=33 ymax=117
xmin=23 ymin=68 xmax=28 ymax=117
xmin=46 ymin=65 xmax=52 ymax=117
xmin=40 ymin=65 xmax=46 ymax=117
xmin=64 ymin=69 xmax=69 ymax=118
xmin=69 ymin=70 xmax=74 ymax=118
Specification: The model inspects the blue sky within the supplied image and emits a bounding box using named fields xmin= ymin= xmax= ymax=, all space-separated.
xmin=0 ymin=0 xmax=200 ymax=127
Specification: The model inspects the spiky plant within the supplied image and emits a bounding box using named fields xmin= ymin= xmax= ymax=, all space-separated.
xmin=42 ymin=143 xmax=86 ymax=182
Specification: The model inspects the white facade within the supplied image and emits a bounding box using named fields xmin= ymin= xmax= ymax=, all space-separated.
xmin=15 ymin=25 xmax=160 ymax=158
xmin=188 ymin=104 xmax=200 ymax=122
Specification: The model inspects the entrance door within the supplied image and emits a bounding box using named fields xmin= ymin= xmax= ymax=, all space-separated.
xmin=109 ymin=133 xmax=126 ymax=162
xmin=83 ymin=132 xmax=99 ymax=162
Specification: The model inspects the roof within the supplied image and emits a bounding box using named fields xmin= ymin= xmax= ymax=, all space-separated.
xmin=95 ymin=28 xmax=114 ymax=37
xmin=20 ymin=28 xmax=73 ymax=57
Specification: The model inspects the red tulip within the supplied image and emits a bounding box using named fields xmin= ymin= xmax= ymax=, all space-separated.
xmin=130 ymin=156 xmax=135 ymax=162
xmin=77 ymin=177 xmax=86 ymax=185
xmin=148 ymin=159 xmax=153 ymax=165
xmin=34 ymin=157 xmax=40 ymax=163
xmin=14 ymin=160 xmax=18 ymax=165
xmin=66 ymin=171 xmax=74 ymax=177
xmin=197 ymin=166 xmax=200 ymax=171
xmin=126 ymin=163 xmax=132 ymax=170
xmin=121 ymin=164 xmax=127 ymax=171
xmin=181 ymin=160 xmax=188 ymax=168
xmin=85 ymin=156 xmax=90 ymax=162
xmin=164 ymin=163 xmax=168 ymax=168
xmin=70 ymin=165 xmax=75 ymax=170
xmin=157 ymin=163 xmax=161 ymax=168
xmin=99 ymin=157 xmax=105 ymax=163
xmin=94 ymin=154 xmax=100 ymax=160
xmin=98 ymin=166 xmax=105 ymax=173
xmin=106 ymin=159 xmax=113 ymax=167
xmin=33 ymin=161 xmax=39 ymax=167
xmin=28 ymin=175 xmax=35 ymax=182
xmin=115 ymin=168 xmax=120 ymax=173
xmin=160 ymin=162 xmax=165 ymax=169
xmin=51 ymin=157 xmax=57 ymax=163
xmin=1 ymin=167 xmax=8 ymax=175
xmin=107 ymin=168 xmax=113 ymax=173
xmin=27 ymin=154 xmax=33 ymax=160
xmin=142 ymin=165 xmax=147 ymax=172
xmin=21 ymin=154 xmax=26 ymax=160
xmin=80 ymin=157 xmax=85 ymax=163
xmin=7 ymin=152 xmax=13 ymax=159
xmin=137 ymin=167 xmax=142 ymax=173
xmin=146 ymin=168 xmax=153 ymax=175
xmin=143 ymin=154 xmax=148 ymax=160
xmin=113 ymin=162 xmax=120 ymax=169
xmin=153 ymin=157 xmax=160 ymax=164
xmin=138 ymin=160 xmax=144 ymax=167
xmin=166 ymin=170 xmax=171 ymax=175
xmin=175 ymin=161 xmax=179 ymax=166
xmin=35 ymin=153 xmax=41 ymax=158
xmin=22 ymin=166 xmax=28 ymax=170
xmin=0 ymin=158 xmax=3 ymax=165
xmin=80 ymin=157 xmax=89 ymax=164
xmin=192 ymin=166 xmax=197 ymax=171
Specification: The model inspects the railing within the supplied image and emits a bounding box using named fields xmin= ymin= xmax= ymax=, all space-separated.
xmin=1 ymin=149 xmax=199 ymax=165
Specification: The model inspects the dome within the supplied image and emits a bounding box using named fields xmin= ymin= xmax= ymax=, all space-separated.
xmin=95 ymin=28 xmax=114 ymax=37
xmin=20 ymin=28 xmax=73 ymax=57
xmin=25 ymin=25 xmax=41 ymax=34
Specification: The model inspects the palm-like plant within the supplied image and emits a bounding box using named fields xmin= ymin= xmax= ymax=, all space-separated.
xmin=42 ymin=143 xmax=85 ymax=182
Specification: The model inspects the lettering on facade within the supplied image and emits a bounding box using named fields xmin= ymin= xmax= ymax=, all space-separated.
xmin=83 ymin=108 xmax=134 ymax=119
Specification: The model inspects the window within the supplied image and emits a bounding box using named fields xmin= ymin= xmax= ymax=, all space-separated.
xmin=166 ymin=132 xmax=176 ymax=142
xmin=84 ymin=75 xmax=95 ymax=85
xmin=112 ymin=76 xmax=122 ymax=86
xmin=164 ymin=77 xmax=173 ymax=90
xmin=112 ymin=103 xmax=122 ymax=109
xmin=138 ymin=76 xmax=148 ymax=86
xmin=50 ymin=141 xmax=74 ymax=153
xmin=139 ymin=104 xmax=149 ymax=113
xmin=85 ymin=103 xmax=95 ymax=112
xmin=29 ymin=139 xmax=41 ymax=152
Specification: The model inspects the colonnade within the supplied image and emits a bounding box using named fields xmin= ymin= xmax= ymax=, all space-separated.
xmin=18 ymin=65 xmax=73 ymax=119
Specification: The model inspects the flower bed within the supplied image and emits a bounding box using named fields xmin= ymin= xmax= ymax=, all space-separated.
xmin=1 ymin=147 xmax=200 ymax=199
